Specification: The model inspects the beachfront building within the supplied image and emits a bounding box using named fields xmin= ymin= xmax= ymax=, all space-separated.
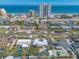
xmin=0 ymin=9 xmax=7 ymax=18
xmin=40 ymin=3 xmax=51 ymax=18
xmin=28 ymin=10 xmax=37 ymax=18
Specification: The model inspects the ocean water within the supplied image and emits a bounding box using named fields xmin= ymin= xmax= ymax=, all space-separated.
xmin=0 ymin=5 xmax=79 ymax=14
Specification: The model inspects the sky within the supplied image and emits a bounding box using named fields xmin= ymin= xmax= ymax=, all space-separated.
xmin=0 ymin=0 xmax=79 ymax=5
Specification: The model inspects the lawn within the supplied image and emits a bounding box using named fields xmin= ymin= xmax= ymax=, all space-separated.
xmin=29 ymin=46 xmax=39 ymax=56
xmin=52 ymin=35 xmax=64 ymax=41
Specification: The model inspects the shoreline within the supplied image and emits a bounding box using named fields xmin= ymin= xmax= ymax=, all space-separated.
xmin=7 ymin=12 xmax=79 ymax=15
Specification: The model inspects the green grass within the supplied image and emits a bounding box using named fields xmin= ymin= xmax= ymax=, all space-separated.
xmin=29 ymin=46 xmax=39 ymax=56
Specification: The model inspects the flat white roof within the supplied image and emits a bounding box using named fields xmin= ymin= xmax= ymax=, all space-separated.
xmin=33 ymin=38 xmax=48 ymax=46
xmin=0 ymin=26 xmax=10 ymax=28
xmin=61 ymin=26 xmax=71 ymax=28
xmin=48 ymin=50 xmax=53 ymax=56
xmin=5 ymin=56 xmax=13 ymax=59
xmin=16 ymin=39 xmax=31 ymax=47
xmin=22 ymin=44 xmax=29 ymax=48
